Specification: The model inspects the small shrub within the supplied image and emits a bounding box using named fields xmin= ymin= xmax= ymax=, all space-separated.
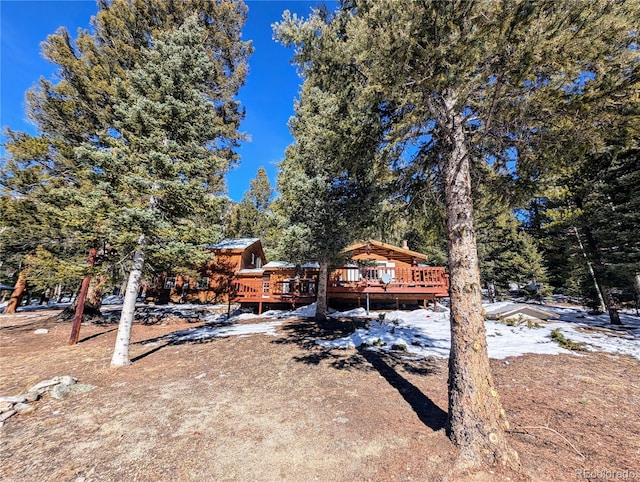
xmin=373 ymin=338 xmax=386 ymax=347
xmin=391 ymin=343 xmax=407 ymax=351
xmin=551 ymin=329 xmax=587 ymax=351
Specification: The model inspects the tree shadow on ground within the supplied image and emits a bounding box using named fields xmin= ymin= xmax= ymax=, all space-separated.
xmin=131 ymin=324 xmax=228 ymax=363
xmin=359 ymin=348 xmax=447 ymax=431
xmin=78 ymin=327 xmax=117 ymax=343
xmin=274 ymin=316 xmax=447 ymax=431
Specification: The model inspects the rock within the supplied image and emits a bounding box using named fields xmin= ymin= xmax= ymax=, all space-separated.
xmin=34 ymin=328 xmax=49 ymax=334
xmin=50 ymin=384 xmax=70 ymax=400
xmin=0 ymin=410 xmax=16 ymax=422
xmin=50 ymin=382 xmax=95 ymax=400
xmin=29 ymin=375 xmax=77 ymax=394
xmin=56 ymin=375 xmax=77 ymax=386
xmin=29 ymin=379 xmax=62 ymax=393
xmin=0 ymin=401 xmax=14 ymax=412
xmin=24 ymin=391 xmax=40 ymax=402
xmin=14 ymin=403 xmax=34 ymax=415
xmin=0 ymin=395 xmax=26 ymax=404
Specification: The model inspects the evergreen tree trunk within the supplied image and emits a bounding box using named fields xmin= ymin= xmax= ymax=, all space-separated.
xmin=606 ymin=291 xmax=622 ymax=326
xmin=3 ymin=267 xmax=29 ymax=314
xmin=635 ymin=273 xmax=640 ymax=317
xmin=443 ymin=92 xmax=519 ymax=470
xmin=573 ymin=226 xmax=607 ymax=313
xmin=580 ymin=225 xmax=623 ymax=325
xmin=57 ymin=275 xmax=105 ymax=323
xmin=111 ymin=237 xmax=145 ymax=367
xmin=54 ymin=284 xmax=63 ymax=302
xmin=118 ymin=275 xmax=128 ymax=299
xmin=315 ymin=260 xmax=329 ymax=322
xmin=573 ymin=226 xmax=607 ymax=312
xmin=68 ymin=247 xmax=98 ymax=345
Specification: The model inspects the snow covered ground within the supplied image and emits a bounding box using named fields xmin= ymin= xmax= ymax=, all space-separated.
xmin=154 ymin=300 xmax=639 ymax=360
xmin=308 ymin=302 xmax=640 ymax=360
xmin=4 ymin=297 xmax=638 ymax=360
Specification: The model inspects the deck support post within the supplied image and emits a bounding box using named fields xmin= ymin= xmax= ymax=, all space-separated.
xmin=366 ymin=293 xmax=370 ymax=315
xmin=258 ymin=301 xmax=263 ymax=315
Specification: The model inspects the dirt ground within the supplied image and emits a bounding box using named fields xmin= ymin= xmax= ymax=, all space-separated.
xmin=1 ymin=308 xmax=638 ymax=482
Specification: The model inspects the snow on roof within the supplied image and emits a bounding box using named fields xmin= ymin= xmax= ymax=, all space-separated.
xmin=263 ymin=261 xmax=320 ymax=269
xmin=207 ymin=238 xmax=260 ymax=250
xmin=263 ymin=261 xmax=295 ymax=269
xmin=484 ymin=302 xmax=560 ymax=321
xmin=237 ymin=268 xmax=265 ymax=274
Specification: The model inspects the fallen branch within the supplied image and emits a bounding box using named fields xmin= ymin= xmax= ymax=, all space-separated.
xmin=508 ymin=425 xmax=586 ymax=460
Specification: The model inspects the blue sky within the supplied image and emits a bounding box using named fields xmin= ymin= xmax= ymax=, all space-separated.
xmin=0 ymin=0 xmax=329 ymax=201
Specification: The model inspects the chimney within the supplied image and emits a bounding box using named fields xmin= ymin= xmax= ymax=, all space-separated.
xmin=402 ymin=240 xmax=409 ymax=250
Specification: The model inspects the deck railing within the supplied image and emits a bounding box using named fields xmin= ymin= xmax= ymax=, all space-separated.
xmin=328 ymin=266 xmax=449 ymax=290
xmin=231 ymin=266 xmax=448 ymax=303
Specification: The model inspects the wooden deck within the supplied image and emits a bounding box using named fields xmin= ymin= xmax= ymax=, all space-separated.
xmin=231 ymin=266 xmax=449 ymax=313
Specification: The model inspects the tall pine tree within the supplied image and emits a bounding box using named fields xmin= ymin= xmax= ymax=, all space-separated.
xmin=2 ymin=0 xmax=250 ymax=358
xmin=276 ymin=0 xmax=639 ymax=470
xmin=275 ymin=8 xmax=388 ymax=320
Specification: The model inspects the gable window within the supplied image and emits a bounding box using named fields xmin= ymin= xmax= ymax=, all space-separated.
xmin=164 ymin=277 xmax=177 ymax=289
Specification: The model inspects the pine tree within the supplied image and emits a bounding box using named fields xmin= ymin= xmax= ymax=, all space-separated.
xmin=1 ymin=132 xmax=102 ymax=314
xmin=275 ymin=8 xmax=389 ymax=320
xmin=2 ymin=0 xmax=250 ymax=355
xmin=275 ymin=82 xmax=385 ymax=320
xmin=227 ymin=166 xmax=275 ymax=240
xmin=88 ymin=15 xmax=248 ymax=366
xmin=276 ymin=0 xmax=639 ymax=470
xmin=531 ymin=146 xmax=640 ymax=316
xmin=474 ymin=168 xmax=548 ymax=300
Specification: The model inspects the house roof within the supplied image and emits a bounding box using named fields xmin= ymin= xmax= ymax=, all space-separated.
xmin=343 ymin=239 xmax=430 ymax=265
xmin=206 ymin=238 xmax=260 ymax=251
xmin=485 ymin=303 xmax=560 ymax=321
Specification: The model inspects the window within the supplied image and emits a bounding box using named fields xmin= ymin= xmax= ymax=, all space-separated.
xmin=197 ymin=277 xmax=210 ymax=290
xmin=164 ymin=277 xmax=176 ymax=289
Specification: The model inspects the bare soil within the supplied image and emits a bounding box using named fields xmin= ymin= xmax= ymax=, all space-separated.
xmin=1 ymin=308 xmax=638 ymax=481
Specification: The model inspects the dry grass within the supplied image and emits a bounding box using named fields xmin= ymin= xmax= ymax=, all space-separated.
xmin=1 ymin=309 xmax=638 ymax=481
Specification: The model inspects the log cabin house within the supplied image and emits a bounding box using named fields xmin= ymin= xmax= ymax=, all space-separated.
xmin=151 ymin=238 xmax=449 ymax=312
xmin=231 ymin=239 xmax=449 ymax=313
xmin=151 ymin=238 xmax=267 ymax=304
